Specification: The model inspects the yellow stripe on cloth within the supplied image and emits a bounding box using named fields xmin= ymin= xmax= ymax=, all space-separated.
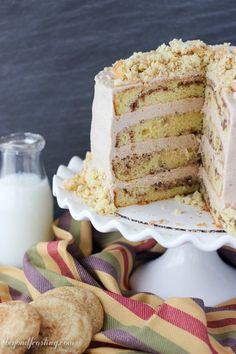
xmin=131 ymin=293 xmax=163 ymax=308
xmin=79 ymin=220 xmax=93 ymax=255
xmin=104 ymin=245 xmax=133 ymax=291
xmin=0 ymin=282 xmax=11 ymax=302
xmin=36 ymin=242 xmax=61 ymax=274
xmin=94 ymin=270 xmax=122 ymax=294
xmin=209 ymin=336 xmax=234 ymax=354
xmin=207 ymin=311 xmax=236 ymax=321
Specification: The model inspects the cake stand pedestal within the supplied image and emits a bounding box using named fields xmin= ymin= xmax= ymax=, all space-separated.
xmin=130 ymin=243 xmax=236 ymax=304
xmin=53 ymin=156 xmax=236 ymax=306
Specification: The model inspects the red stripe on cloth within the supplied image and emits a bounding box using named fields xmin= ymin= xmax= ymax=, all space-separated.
xmin=107 ymin=291 xmax=155 ymax=320
xmin=208 ymin=318 xmax=236 ymax=328
xmin=134 ymin=239 xmax=157 ymax=252
xmin=158 ymin=303 xmax=218 ymax=354
xmin=216 ymin=304 xmax=236 ymax=311
xmin=47 ymin=241 xmax=74 ymax=278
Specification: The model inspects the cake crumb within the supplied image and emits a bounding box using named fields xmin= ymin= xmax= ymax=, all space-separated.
xmin=174 ymin=208 xmax=185 ymax=215
xmin=175 ymin=191 xmax=206 ymax=210
xmin=64 ymin=152 xmax=116 ymax=216
xmin=148 ymin=220 xmax=157 ymax=226
xmin=196 ymin=222 xmax=208 ymax=228
xmin=158 ymin=219 xmax=168 ymax=225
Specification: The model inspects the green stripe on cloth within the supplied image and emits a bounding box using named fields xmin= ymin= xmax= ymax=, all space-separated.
xmin=0 ymin=273 xmax=29 ymax=296
xmin=26 ymin=245 xmax=46 ymax=269
xmin=69 ymin=218 xmax=81 ymax=244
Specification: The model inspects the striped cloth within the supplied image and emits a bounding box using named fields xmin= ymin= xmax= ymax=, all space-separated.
xmin=0 ymin=212 xmax=236 ymax=354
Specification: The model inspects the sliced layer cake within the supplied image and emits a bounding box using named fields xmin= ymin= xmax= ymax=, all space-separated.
xmin=64 ymin=39 xmax=236 ymax=235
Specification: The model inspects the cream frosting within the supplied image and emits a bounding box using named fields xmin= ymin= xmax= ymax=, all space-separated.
xmin=115 ymin=134 xmax=199 ymax=159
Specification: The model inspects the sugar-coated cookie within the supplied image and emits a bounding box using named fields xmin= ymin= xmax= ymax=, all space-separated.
xmin=0 ymin=300 xmax=40 ymax=354
xmin=41 ymin=287 xmax=104 ymax=334
xmin=30 ymin=296 xmax=92 ymax=354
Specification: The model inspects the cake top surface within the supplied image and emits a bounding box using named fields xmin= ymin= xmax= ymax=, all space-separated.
xmin=97 ymin=39 xmax=236 ymax=92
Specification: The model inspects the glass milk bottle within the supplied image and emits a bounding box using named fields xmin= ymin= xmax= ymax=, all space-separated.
xmin=0 ymin=132 xmax=53 ymax=267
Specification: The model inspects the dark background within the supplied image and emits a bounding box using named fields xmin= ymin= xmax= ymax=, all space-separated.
xmin=0 ymin=0 xmax=236 ymax=214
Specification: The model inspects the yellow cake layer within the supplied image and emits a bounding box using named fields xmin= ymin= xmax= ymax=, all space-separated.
xmin=114 ymin=79 xmax=205 ymax=115
xmin=114 ymin=182 xmax=199 ymax=207
xmin=116 ymin=112 xmax=202 ymax=147
xmin=203 ymin=114 xmax=224 ymax=157
xmin=201 ymin=150 xmax=222 ymax=197
xmin=113 ymin=148 xmax=200 ymax=181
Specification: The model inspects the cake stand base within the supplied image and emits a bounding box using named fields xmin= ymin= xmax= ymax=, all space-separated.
xmin=130 ymin=242 xmax=236 ymax=306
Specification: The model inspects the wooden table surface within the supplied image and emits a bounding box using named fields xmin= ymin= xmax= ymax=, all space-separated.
xmin=0 ymin=0 xmax=235 ymax=214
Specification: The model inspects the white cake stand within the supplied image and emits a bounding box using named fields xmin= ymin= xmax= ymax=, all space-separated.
xmin=53 ymin=156 xmax=236 ymax=306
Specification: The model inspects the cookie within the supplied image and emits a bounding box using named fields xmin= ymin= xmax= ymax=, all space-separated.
xmin=40 ymin=287 xmax=104 ymax=334
xmin=30 ymin=296 xmax=92 ymax=354
xmin=0 ymin=300 xmax=40 ymax=354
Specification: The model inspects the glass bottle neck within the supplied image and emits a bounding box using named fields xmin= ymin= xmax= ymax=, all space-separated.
xmin=0 ymin=133 xmax=47 ymax=180
xmin=0 ymin=150 xmax=46 ymax=179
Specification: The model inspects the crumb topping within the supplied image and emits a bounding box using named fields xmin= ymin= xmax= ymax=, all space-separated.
xmin=113 ymin=39 xmax=210 ymax=85
xmin=64 ymin=153 xmax=116 ymax=215
xmin=111 ymin=39 xmax=236 ymax=93
xmin=207 ymin=46 xmax=236 ymax=93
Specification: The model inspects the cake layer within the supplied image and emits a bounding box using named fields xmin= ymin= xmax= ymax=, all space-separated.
xmin=201 ymin=136 xmax=223 ymax=197
xmin=114 ymin=98 xmax=203 ymax=128
xmin=201 ymin=150 xmax=222 ymax=197
xmin=114 ymin=178 xmax=199 ymax=207
xmin=200 ymin=167 xmax=236 ymax=234
xmin=114 ymin=164 xmax=199 ymax=189
xmin=114 ymin=78 xmax=205 ymax=115
xmin=203 ymin=83 xmax=229 ymax=136
xmin=115 ymin=134 xmax=199 ymax=158
xmin=202 ymin=114 xmax=224 ymax=158
xmin=113 ymin=147 xmax=199 ymax=182
xmin=116 ymin=111 xmax=202 ymax=147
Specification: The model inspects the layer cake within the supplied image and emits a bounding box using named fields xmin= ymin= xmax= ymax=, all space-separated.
xmin=65 ymin=39 xmax=236 ymax=235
